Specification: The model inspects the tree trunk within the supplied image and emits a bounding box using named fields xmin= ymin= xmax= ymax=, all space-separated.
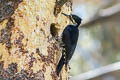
xmin=0 ymin=0 xmax=71 ymax=80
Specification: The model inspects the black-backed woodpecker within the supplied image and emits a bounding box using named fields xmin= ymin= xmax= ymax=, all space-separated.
xmin=56 ymin=13 xmax=82 ymax=76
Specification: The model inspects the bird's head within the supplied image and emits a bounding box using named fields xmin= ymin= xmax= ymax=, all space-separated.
xmin=62 ymin=13 xmax=82 ymax=27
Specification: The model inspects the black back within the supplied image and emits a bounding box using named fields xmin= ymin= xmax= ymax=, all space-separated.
xmin=62 ymin=25 xmax=79 ymax=63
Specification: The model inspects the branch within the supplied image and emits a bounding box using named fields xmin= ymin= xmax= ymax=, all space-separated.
xmin=70 ymin=62 xmax=120 ymax=80
xmin=99 ymin=3 xmax=120 ymax=17
xmin=80 ymin=3 xmax=120 ymax=27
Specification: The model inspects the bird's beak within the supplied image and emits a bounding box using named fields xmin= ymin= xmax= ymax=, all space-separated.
xmin=62 ymin=13 xmax=70 ymax=18
xmin=62 ymin=13 xmax=76 ymax=24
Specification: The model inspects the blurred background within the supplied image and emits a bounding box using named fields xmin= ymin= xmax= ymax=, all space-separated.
xmin=70 ymin=0 xmax=120 ymax=80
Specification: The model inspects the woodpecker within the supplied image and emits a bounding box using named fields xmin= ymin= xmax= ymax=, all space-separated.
xmin=56 ymin=13 xmax=82 ymax=76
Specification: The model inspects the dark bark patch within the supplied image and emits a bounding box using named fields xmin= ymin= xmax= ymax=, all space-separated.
xmin=36 ymin=15 xmax=39 ymax=21
xmin=0 ymin=0 xmax=23 ymax=22
xmin=0 ymin=62 xmax=18 ymax=79
xmin=36 ymin=42 xmax=59 ymax=65
xmin=42 ymin=64 xmax=46 ymax=72
xmin=28 ymin=53 xmax=36 ymax=69
xmin=14 ymin=31 xmax=28 ymax=54
xmin=13 ymin=69 xmax=45 ymax=80
xmin=36 ymin=48 xmax=48 ymax=62
xmin=34 ymin=70 xmax=45 ymax=80
xmin=36 ymin=46 xmax=54 ymax=64
xmin=0 ymin=61 xmax=4 ymax=71
xmin=36 ymin=48 xmax=40 ymax=54
xmin=51 ymin=71 xmax=58 ymax=80
xmin=47 ymin=46 xmax=54 ymax=63
xmin=14 ymin=31 xmax=24 ymax=46
xmin=0 ymin=61 xmax=53 ymax=80
xmin=41 ymin=19 xmax=47 ymax=26
xmin=13 ymin=69 xmax=29 ymax=80
xmin=0 ymin=61 xmax=5 ymax=79
xmin=40 ymin=28 xmax=46 ymax=36
xmin=14 ymin=31 xmax=24 ymax=47
xmin=6 ymin=63 xmax=18 ymax=76
xmin=26 ymin=38 xmax=28 ymax=41
xmin=0 ymin=18 xmax=14 ymax=49
xmin=0 ymin=54 xmax=2 ymax=59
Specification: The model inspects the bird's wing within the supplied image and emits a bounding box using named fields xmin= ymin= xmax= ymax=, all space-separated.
xmin=62 ymin=27 xmax=73 ymax=63
xmin=62 ymin=27 xmax=72 ymax=48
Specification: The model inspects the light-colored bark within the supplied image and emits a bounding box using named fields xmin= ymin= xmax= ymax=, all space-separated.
xmin=0 ymin=0 xmax=71 ymax=80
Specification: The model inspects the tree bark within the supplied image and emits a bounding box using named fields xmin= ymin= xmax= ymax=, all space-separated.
xmin=0 ymin=0 xmax=72 ymax=80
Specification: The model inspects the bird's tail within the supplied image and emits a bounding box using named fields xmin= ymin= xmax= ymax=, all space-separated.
xmin=56 ymin=54 xmax=65 ymax=76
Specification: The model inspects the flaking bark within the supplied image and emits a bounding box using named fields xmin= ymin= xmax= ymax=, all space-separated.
xmin=0 ymin=0 xmax=72 ymax=80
